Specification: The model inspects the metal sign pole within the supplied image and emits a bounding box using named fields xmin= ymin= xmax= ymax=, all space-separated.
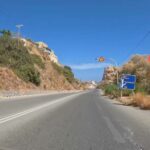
xmin=132 ymin=90 xmax=135 ymax=96
xmin=120 ymin=89 xmax=123 ymax=99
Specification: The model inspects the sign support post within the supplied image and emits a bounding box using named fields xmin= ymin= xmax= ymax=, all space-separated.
xmin=120 ymin=90 xmax=123 ymax=98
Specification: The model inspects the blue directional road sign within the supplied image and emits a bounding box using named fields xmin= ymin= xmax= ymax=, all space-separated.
xmin=120 ymin=74 xmax=136 ymax=90
xmin=123 ymin=75 xmax=136 ymax=83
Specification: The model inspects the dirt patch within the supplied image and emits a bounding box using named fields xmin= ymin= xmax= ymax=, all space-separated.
xmin=119 ymin=97 xmax=135 ymax=106
xmin=0 ymin=67 xmax=36 ymax=91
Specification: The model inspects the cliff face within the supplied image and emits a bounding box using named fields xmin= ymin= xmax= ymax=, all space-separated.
xmin=35 ymin=41 xmax=60 ymax=65
xmin=0 ymin=37 xmax=84 ymax=91
xmin=22 ymin=40 xmax=60 ymax=65
xmin=102 ymin=66 xmax=118 ymax=84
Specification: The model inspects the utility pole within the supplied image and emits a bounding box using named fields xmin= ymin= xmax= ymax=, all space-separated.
xmin=16 ymin=24 xmax=24 ymax=38
xmin=16 ymin=24 xmax=24 ymax=47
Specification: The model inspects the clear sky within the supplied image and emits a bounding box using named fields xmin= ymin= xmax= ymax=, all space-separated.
xmin=0 ymin=0 xmax=150 ymax=81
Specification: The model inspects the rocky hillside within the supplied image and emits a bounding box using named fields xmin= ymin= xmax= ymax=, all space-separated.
xmin=0 ymin=30 xmax=84 ymax=91
xmin=120 ymin=55 xmax=150 ymax=94
xmin=99 ymin=55 xmax=150 ymax=95
xmin=102 ymin=66 xmax=117 ymax=84
xmin=99 ymin=55 xmax=150 ymax=109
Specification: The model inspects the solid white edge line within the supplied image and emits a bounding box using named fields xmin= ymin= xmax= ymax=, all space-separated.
xmin=0 ymin=92 xmax=85 ymax=125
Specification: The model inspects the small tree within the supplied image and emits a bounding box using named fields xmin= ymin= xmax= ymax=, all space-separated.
xmin=0 ymin=29 xmax=11 ymax=37
xmin=63 ymin=66 xmax=74 ymax=83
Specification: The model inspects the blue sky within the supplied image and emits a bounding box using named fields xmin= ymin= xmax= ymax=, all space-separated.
xmin=0 ymin=0 xmax=150 ymax=81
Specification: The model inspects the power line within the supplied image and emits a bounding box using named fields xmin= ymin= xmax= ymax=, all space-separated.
xmin=135 ymin=31 xmax=150 ymax=49
xmin=122 ymin=30 xmax=150 ymax=64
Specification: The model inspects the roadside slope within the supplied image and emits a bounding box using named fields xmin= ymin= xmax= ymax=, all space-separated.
xmin=0 ymin=32 xmax=84 ymax=92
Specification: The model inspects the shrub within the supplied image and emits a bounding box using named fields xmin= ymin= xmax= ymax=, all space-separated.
xmin=104 ymin=84 xmax=120 ymax=98
xmin=133 ymin=93 xmax=150 ymax=109
xmin=135 ymin=83 xmax=148 ymax=94
xmin=100 ymin=83 xmax=132 ymax=98
xmin=31 ymin=54 xmax=45 ymax=69
xmin=0 ymin=35 xmax=42 ymax=86
xmin=122 ymin=89 xmax=132 ymax=96
xmin=121 ymin=55 xmax=150 ymax=94
xmin=14 ymin=65 xmax=41 ymax=86
xmin=63 ymin=66 xmax=74 ymax=83
xmin=52 ymin=62 xmax=75 ymax=83
xmin=0 ymin=30 xmax=11 ymax=37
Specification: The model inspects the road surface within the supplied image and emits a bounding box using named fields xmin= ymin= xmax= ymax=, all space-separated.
xmin=0 ymin=90 xmax=150 ymax=150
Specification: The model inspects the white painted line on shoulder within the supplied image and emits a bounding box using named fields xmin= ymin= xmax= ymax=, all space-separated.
xmin=0 ymin=92 xmax=85 ymax=125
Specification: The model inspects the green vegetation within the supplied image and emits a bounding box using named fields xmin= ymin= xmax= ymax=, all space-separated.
xmin=0 ymin=32 xmax=45 ymax=86
xmin=63 ymin=66 xmax=74 ymax=83
xmin=100 ymin=83 xmax=131 ymax=98
xmin=14 ymin=65 xmax=41 ymax=86
xmin=121 ymin=55 xmax=150 ymax=94
xmin=31 ymin=54 xmax=45 ymax=69
xmin=104 ymin=84 xmax=119 ymax=97
xmin=98 ymin=55 xmax=150 ymax=97
xmin=52 ymin=62 xmax=75 ymax=83
xmin=0 ymin=29 xmax=11 ymax=37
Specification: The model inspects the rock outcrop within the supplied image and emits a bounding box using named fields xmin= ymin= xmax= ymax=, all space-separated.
xmin=0 ymin=37 xmax=85 ymax=91
xmin=102 ymin=66 xmax=118 ymax=83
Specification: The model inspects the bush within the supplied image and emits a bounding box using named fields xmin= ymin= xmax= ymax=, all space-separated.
xmin=134 ymin=83 xmax=148 ymax=94
xmin=52 ymin=62 xmax=75 ymax=83
xmin=31 ymin=54 xmax=45 ymax=69
xmin=63 ymin=66 xmax=74 ymax=83
xmin=133 ymin=93 xmax=150 ymax=109
xmin=14 ymin=65 xmax=41 ymax=86
xmin=100 ymin=83 xmax=132 ymax=98
xmin=122 ymin=89 xmax=132 ymax=96
xmin=121 ymin=55 xmax=150 ymax=94
xmin=0 ymin=35 xmax=42 ymax=86
xmin=104 ymin=84 xmax=120 ymax=98
xmin=0 ymin=30 xmax=11 ymax=37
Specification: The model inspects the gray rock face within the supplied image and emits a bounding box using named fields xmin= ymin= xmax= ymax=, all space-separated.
xmin=102 ymin=66 xmax=117 ymax=83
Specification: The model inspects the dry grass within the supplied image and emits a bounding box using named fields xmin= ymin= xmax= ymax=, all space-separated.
xmin=133 ymin=93 xmax=150 ymax=109
xmin=119 ymin=97 xmax=135 ymax=106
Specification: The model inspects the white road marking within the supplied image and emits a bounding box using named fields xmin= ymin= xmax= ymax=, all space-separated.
xmin=123 ymin=127 xmax=144 ymax=150
xmin=0 ymin=92 xmax=84 ymax=125
xmin=103 ymin=116 xmax=126 ymax=144
xmin=0 ymin=90 xmax=83 ymax=102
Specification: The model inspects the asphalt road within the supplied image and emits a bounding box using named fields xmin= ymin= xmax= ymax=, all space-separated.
xmin=0 ymin=90 xmax=150 ymax=150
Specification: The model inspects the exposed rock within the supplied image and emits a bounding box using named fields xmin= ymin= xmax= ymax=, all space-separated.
xmin=0 ymin=38 xmax=85 ymax=91
xmin=49 ymin=50 xmax=60 ymax=65
xmin=36 ymin=41 xmax=48 ymax=49
xmin=102 ymin=66 xmax=118 ymax=83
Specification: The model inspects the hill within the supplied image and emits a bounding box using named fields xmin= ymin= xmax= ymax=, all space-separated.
xmin=98 ymin=55 xmax=150 ymax=109
xmin=120 ymin=55 xmax=150 ymax=94
xmin=99 ymin=55 xmax=150 ymax=94
xmin=0 ymin=30 xmax=84 ymax=92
